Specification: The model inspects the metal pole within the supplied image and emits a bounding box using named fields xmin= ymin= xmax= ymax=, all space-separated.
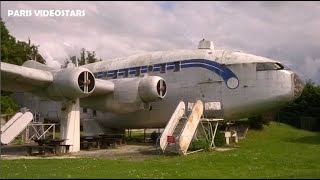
xmin=53 ymin=124 xmax=55 ymax=139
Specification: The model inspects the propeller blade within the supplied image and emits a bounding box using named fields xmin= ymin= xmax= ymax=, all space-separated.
xmin=84 ymin=71 xmax=88 ymax=93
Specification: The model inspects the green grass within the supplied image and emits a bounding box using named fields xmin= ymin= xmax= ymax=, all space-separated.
xmin=1 ymin=122 xmax=320 ymax=178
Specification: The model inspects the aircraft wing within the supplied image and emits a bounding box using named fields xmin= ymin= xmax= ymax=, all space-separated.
xmin=0 ymin=62 xmax=114 ymax=97
xmin=1 ymin=62 xmax=53 ymax=92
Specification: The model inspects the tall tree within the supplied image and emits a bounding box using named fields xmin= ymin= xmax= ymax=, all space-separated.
xmin=86 ymin=50 xmax=98 ymax=64
xmin=278 ymin=80 xmax=320 ymax=131
xmin=78 ymin=48 xmax=86 ymax=66
xmin=1 ymin=19 xmax=46 ymax=65
xmin=1 ymin=18 xmax=47 ymax=114
xmin=63 ymin=48 xmax=101 ymax=67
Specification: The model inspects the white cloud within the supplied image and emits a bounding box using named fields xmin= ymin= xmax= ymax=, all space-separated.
xmin=1 ymin=1 xmax=320 ymax=84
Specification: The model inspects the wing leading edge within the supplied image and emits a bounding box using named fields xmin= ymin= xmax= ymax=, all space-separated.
xmin=0 ymin=62 xmax=114 ymax=97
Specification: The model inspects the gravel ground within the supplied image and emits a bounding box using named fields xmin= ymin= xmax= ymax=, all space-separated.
xmin=0 ymin=143 xmax=234 ymax=161
xmin=0 ymin=142 xmax=161 ymax=161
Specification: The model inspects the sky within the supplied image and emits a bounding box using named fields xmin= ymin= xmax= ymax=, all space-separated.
xmin=1 ymin=1 xmax=320 ymax=84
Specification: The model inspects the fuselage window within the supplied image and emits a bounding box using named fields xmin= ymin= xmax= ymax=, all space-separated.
xmin=174 ymin=61 xmax=181 ymax=72
xmin=124 ymin=69 xmax=129 ymax=78
xmin=135 ymin=67 xmax=141 ymax=76
xmin=93 ymin=110 xmax=97 ymax=117
xmin=103 ymin=71 xmax=108 ymax=79
xmin=83 ymin=108 xmax=87 ymax=113
xmin=160 ymin=64 xmax=166 ymax=73
xmin=113 ymin=70 xmax=118 ymax=79
xmin=148 ymin=65 xmax=153 ymax=72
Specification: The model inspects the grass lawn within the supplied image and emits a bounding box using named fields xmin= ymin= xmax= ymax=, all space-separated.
xmin=1 ymin=122 xmax=320 ymax=178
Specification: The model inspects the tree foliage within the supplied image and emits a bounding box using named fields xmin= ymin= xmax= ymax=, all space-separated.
xmin=0 ymin=96 xmax=19 ymax=114
xmin=1 ymin=19 xmax=46 ymax=65
xmin=278 ymin=80 xmax=320 ymax=131
xmin=64 ymin=48 xmax=102 ymax=67
xmin=1 ymin=18 xmax=46 ymax=114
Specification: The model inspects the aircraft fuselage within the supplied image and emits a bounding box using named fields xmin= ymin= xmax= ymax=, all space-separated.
xmin=78 ymin=48 xmax=304 ymax=129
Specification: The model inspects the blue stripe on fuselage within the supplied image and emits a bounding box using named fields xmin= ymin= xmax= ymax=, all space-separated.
xmin=180 ymin=59 xmax=236 ymax=82
xmin=93 ymin=59 xmax=238 ymax=86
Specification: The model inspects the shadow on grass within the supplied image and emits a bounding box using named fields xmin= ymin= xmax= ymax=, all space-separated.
xmin=285 ymin=133 xmax=320 ymax=145
xmin=137 ymin=146 xmax=179 ymax=157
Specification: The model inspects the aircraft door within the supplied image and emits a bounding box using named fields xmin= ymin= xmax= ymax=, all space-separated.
xmin=184 ymin=71 xmax=223 ymax=118
xmin=199 ymin=80 xmax=223 ymax=118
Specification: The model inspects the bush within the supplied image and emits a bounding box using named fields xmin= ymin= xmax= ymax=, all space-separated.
xmin=248 ymin=116 xmax=264 ymax=130
xmin=189 ymin=138 xmax=210 ymax=151
xmin=214 ymin=131 xmax=225 ymax=147
xmin=1 ymin=95 xmax=19 ymax=114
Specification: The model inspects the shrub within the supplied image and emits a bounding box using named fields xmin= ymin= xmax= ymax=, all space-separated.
xmin=214 ymin=131 xmax=225 ymax=147
xmin=248 ymin=116 xmax=264 ymax=130
xmin=189 ymin=138 xmax=210 ymax=151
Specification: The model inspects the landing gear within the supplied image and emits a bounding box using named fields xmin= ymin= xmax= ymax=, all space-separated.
xmin=60 ymin=99 xmax=80 ymax=152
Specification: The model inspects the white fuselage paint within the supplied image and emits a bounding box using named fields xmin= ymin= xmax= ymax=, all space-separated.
xmin=77 ymin=49 xmax=299 ymax=129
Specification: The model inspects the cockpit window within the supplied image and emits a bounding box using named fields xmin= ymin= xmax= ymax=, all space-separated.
xmin=256 ymin=62 xmax=286 ymax=71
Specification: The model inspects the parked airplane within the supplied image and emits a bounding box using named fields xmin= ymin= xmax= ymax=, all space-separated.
xmin=1 ymin=40 xmax=305 ymax=151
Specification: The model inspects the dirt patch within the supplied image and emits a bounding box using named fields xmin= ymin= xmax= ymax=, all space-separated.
xmin=1 ymin=143 xmax=235 ymax=161
xmin=0 ymin=143 xmax=161 ymax=161
xmin=214 ymin=147 xmax=235 ymax=152
xmin=1 ymin=155 xmax=79 ymax=160
xmin=73 ymin=143 xmax=160 ymax=161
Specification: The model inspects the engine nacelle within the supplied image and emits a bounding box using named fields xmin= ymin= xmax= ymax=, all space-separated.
xmin=113 ymin=75 xmax=166 ymax=104
xmin=46 ymin=67 xmax=95 ymax=100
xmin=139 ymin=76 xmax=166 ymax=102
xmin=81 ymin=75 xmax=167 ymax=113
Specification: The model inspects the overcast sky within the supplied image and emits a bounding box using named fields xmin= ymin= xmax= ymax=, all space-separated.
xmin=1 ymin=1 xmax=320 ymax=84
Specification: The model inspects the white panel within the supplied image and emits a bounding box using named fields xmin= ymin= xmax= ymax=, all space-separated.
xmin=1 ymin=112 xmax=33 ymax=144
xmin=1 ymin=112 xmax=23 ymax=132
xmin=205 ymin=102 xmax=221 ymax=110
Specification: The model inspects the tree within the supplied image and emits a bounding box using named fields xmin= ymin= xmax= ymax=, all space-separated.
xmin=1 ymin=18 xmax=46 ymax=114
xmin=78 ymin=48 xmax=86 ymax=66
xmin=65 ymin=48 xmax=101 ymax=67
xmin=1 ymin=19 xmax=46 ymax=65
xmin=63 ymin=48 xmax=102 ymax=67
xmin=1 ymin=96 xmax=19 ymax=114
xmin=86 ymin=50 xmax=98 ymax=64
xmin=278 ymin=79 xmax=320 ymax=131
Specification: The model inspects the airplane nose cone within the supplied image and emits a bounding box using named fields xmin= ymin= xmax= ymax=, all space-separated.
xmin=293 ymin=73 xmax=305 ymax=99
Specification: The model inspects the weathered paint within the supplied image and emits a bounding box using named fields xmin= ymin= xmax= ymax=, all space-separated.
xmin=1 ymin=111 xmax=33 ymax=144
xmin=159 ymin=101 xmax=185 ymax=151
xmin=178 ymin=99 xmax=204 ymax=154
xmin=5 ymin=41 xmax=305 ymax=132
